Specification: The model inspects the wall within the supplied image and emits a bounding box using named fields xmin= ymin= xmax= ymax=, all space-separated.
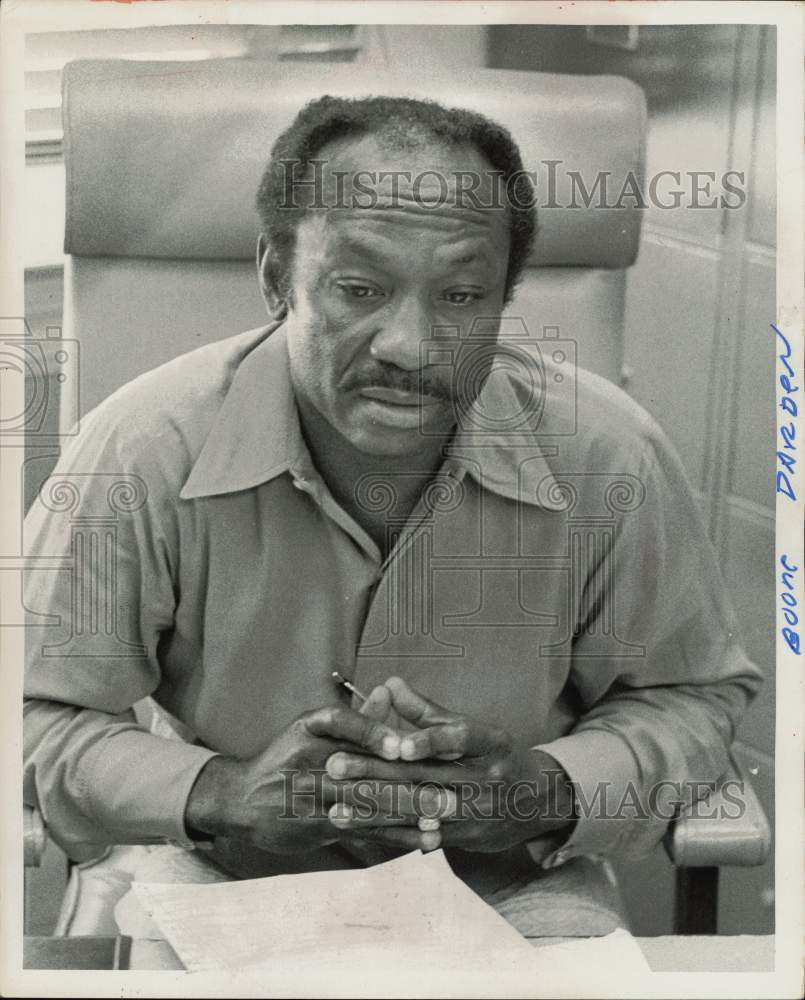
xmin=489 ymin=23 xmax=776 ymax=935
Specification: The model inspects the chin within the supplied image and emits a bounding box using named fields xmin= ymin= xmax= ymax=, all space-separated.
xmin=349 ymin=428 xmax=430 ymax=459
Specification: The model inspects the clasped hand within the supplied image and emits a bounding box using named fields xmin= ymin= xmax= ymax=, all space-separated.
xmin=186 ymin=677 xmax=574 ymax=856
xmin=324 ymin=677 xmax=575 ymax=854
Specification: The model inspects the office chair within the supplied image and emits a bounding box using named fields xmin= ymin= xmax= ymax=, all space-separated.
xmin=25 ymin=57 xmax=769 ymax=938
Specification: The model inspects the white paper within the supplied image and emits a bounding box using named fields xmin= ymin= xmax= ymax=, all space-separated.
xmin=133 ymin=850 xmax=528 ymax=971
xmin=132 ymin=850 xmax=649 ymax=988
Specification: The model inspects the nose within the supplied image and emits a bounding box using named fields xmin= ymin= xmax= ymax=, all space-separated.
xmin=369 ymin=293 xmax=432 ymax=371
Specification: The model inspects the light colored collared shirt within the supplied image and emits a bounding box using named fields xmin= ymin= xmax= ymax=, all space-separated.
xmin=23 ymin=322 xmax=761 ymax=870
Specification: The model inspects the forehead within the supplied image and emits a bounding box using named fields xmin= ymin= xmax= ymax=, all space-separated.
xmin=294 ymin=133 xmax=511 ymax=260
xmin=320 ymin=132 xmax=502 ymax=190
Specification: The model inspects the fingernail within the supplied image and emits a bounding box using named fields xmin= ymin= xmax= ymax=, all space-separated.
xmin=381 ymin=734 xmax=400 ymax=759
xmin=420 ymin=830 xmax=441 ymax=852
xmin=329 ymin=803 xmax=352 ymax=824
xmin=327 ymin=755 xmax=347 ymax=779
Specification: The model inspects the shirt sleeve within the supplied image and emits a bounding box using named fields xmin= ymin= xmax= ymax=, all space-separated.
xmin=532 ymin=427 xmax=763 ymax=865
xmin=23 ymin=402 xmax=217 ymax=857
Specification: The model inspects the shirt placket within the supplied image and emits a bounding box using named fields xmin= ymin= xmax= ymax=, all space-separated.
xmin=289 ymin=458 xmax=466 ymax=697
xmin=351 ymin=463 xmax=467 ymax=693
xmin=287 ymin=460 xmax=385 ymax=706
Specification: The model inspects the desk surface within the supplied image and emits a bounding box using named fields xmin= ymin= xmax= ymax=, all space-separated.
xmin=128 ymin=935 xmax=774 ymax=973
xmin=636 ymin=934 xmax=774 ymax=972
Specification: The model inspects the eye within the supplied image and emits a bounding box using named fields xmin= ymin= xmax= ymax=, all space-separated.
xmin=336 ymin=282 xmax=384 ymax=300
xmin=442 ymin=290 xmax=484 ymax=306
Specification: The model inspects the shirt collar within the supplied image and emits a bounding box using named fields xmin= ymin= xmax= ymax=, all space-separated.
xmin=180 ymin=324 xmax=562 ymax=510
xmin=180 ymin=323 xmax=303 ymax=500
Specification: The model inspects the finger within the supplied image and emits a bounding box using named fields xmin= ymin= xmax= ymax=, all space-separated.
xmin=328 ymin=777 xmax=458 ymax=820
xmin=398 ymin=722 xmax=470 ymax=762
xmin=384 ymin=676 xmax=454 ymax=728
xmin=399 ymin=720 xmax=506 ymax=763
xmin=358 ymin=682 xmax=406 ymax=732
xmin=328 ymin=803 xmax=420 ymax=830
xmin=382 ymin=679 xmax=498 ymax=761
xmin=288 ymin=773 xmax=453 ymax=821
xmin=326 ymin=751 xmax=472 ymax=790
xmin=277 ymin=774 xmax=427 ymax=823
xmin=359 ymin=685 xmax=392 ymax=722
xmin=304 ymin=705 xmax=400 ymax=760
xmin=328 ymin=811 xmax=442 ymax=835
xmin=343 ymin=826 xmax=442 ymax=853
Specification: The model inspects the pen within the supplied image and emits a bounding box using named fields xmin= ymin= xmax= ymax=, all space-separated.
xmin=332 ymin=671 xmax=466 ymax=767
xmin=332 ymin=670 xmax=367 ymax=704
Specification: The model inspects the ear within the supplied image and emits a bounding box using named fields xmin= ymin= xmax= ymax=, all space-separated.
xmin=256 ymin=234 xmax=289 ymax=320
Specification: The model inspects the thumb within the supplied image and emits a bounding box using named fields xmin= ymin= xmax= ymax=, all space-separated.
xmin=359 ymin=684 xmax=393 ymax=722
xmin=384 ymin=676 xmax=456 ymax=727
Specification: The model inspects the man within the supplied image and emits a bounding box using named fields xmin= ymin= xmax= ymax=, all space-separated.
xmin=24 ymin=95 xmax=761 ymax=938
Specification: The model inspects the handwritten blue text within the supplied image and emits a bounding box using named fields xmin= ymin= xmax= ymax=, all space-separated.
xmin=780 ymin=554 xmax=800 ymax=655
xmin=773 ymin=324 xmax=799 ymax=502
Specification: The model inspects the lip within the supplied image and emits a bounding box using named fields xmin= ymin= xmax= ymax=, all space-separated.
xmin=358 ymin=398 xmax=430 ymax=429
xmin=356 ymin=391 xmax=447 ymax=431
xmin=359 ymin=386 xmax=443 ymax=407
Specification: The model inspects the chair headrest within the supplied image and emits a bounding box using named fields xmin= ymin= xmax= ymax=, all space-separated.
xmin=63 ymin=59 xmax=646 ymax=267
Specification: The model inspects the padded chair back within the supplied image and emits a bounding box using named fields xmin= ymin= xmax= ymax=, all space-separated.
xmin=61 ymin=59 xmax=646 ymax=417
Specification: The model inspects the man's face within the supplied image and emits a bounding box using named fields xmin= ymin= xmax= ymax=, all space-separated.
xmin=272 ymin=135 xmax=511 ymax=458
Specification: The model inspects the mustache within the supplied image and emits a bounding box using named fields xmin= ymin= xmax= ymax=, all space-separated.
xmin=343 ymin=362 xmax=454 ymax=401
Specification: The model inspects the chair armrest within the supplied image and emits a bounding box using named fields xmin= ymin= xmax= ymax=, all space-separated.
xmin=24 ymin=804 xmax=48 ymax=868
xmin=664 ymin=756 xmax=771 ymax=868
